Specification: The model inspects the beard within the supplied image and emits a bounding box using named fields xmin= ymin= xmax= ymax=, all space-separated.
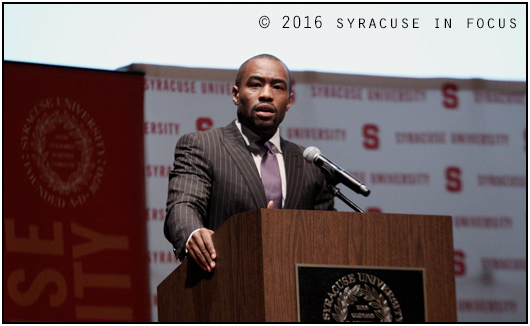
xmin=237 ymin=104 xmax=281 ymax=135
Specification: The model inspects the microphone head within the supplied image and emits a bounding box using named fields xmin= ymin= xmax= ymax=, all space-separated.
xmin=303 ymin=146 xmax=321 ymax=161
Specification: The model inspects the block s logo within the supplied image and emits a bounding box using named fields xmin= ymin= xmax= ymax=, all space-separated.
xmin=362 ymin=124 xmax=379 ymax=150
xmin=442 ymin=83 xmax=459 ymax=109
xmin=196 ymin=117 xmax=213 ymax=131
xmin=454 ymin=249 xmax=466 ymax=276
xmin=445 ymin=166 xmax=462 ymax=193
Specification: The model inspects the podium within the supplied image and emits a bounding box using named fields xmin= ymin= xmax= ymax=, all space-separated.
xmin=158 ymin=209 xmax=456 ymax=322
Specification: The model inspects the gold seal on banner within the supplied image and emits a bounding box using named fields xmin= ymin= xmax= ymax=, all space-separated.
xmin=21 ymin=97 xmax=106 ymax=208
xmin=323 ymin=272 xmax=403 ymax=322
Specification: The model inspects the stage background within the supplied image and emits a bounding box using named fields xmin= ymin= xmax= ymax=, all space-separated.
xmin=126 ymin=63 xmax=526 ymax=322
xmin=4 ymin=61 xmax=524 ymax=322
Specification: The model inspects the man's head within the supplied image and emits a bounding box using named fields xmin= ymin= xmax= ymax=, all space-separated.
xmin=232 ymin=54 xmax=294 ymax=140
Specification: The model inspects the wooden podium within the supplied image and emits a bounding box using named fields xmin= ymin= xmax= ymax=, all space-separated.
xmin=158 ymin=209 xmax=456 ymax=322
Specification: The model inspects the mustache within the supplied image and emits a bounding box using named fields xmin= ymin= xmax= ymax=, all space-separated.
xmin=253 ymin=103 xmax=277 ymax=112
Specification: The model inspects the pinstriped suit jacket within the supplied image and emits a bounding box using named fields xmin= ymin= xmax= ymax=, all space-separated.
xmin=164 ymin=120 xmax=334 ymax=259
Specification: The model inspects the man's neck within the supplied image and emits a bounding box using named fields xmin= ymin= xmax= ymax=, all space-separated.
xmin=235 ymin=119 xmax=281 ymax=151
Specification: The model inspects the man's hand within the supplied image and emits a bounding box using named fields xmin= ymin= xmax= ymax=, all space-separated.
xmin=267 ymin=201 xmax=274 ymax=209
xmin=187 ymin=228 xmax=216 ymax=272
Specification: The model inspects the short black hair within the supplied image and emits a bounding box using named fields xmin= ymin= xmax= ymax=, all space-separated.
xmin=235 ymin=54 xmax=292 ymax=93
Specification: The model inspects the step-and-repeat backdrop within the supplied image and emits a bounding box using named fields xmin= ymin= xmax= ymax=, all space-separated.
xmin=129 ymin=63 xmax=526 ymax=322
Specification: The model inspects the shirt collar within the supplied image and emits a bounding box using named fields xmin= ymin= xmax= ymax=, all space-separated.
xmin=235 ymin=119 xmax=282 ymax=153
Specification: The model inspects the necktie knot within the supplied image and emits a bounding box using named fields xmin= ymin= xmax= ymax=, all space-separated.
xmin=257 ymin=140 xmax=273 ymax=154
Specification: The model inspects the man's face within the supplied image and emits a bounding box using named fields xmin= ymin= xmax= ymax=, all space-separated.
xmin=232 ymin=58 xmax=293 ymax=139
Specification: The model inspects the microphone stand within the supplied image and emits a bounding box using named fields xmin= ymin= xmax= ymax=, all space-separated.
xmin=327 ymin=183 xmax=365 ymax=213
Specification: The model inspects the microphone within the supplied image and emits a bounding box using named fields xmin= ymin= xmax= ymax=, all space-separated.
xmin=303 ymin=146 xmax=370 ymax=197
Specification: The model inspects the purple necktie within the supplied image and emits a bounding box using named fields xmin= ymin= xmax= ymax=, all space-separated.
xmin=257 ymin=141 xmax=282 ymax=209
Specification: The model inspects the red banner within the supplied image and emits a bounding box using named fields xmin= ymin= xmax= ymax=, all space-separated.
xmin=3 ymin=62 xmax=150 ymax=322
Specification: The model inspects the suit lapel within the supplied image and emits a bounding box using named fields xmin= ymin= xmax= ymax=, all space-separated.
xmin=221 ymin=121 xmax=268 ymax=208
xmin=282 ymin=139 xmax=304 ymax=209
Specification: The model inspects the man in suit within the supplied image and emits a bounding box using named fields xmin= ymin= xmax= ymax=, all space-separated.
xmin=165 ymin=54 xmax=334 ymax=272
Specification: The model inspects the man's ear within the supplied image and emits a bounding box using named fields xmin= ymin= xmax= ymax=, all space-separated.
xmin=232 ymin=85 xmax=239 ymax=105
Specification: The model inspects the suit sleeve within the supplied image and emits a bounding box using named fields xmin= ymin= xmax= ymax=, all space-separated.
xmin=164 ymin=132 xmax=212 ymax=260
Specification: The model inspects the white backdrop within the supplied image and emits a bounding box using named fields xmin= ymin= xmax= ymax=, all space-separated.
xmin=131 ymin=63 xmax=526 ymax=322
